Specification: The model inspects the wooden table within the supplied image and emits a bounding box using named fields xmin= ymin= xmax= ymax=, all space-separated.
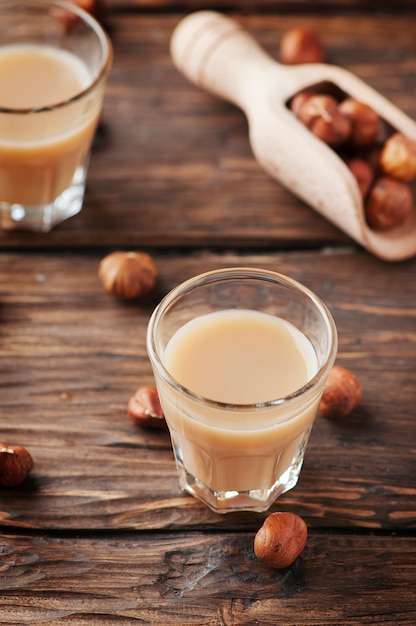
xmin=1 ymin=2 xmax=415 ymax=623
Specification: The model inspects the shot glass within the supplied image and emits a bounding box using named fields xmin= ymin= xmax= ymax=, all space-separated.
xmin=147 ymin=268 xmax=337 ymax=514
xmin=0 ymin=0 xmax=112 ymax=232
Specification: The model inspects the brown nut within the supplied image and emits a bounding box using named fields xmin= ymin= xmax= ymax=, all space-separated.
xmin=254 ymin=512 xmax=308 ymax=569
xmin=54 ymin=0 xmax=101 ymax=32
xmin=0 ymin=443 xmax=34 ymax=487
xmin=365 ymin=176 xmax=413 ymax=230
xmin=289 ymin=91 xmax=314 ymax=116
xmin=127 ymin=386 xmax=167 ymax=429
xmin=379 ymin=132 xmax=416 ymax=181
xmin=280 ymin=28 xmax=326 ymax=65
xmin=319 ymin=365 xmax=362 ymax=419
xmin=99 ymin=251 xmax=157 ymax=299
xmin=69 ymin=0 xmax=99 ymax=13
xmin=347 ymin=158 xmax=374 ymax=198
xmin=296 ymin=95 xmax=352 ymax=146
xmin=338 ymin=98 xmax=380 ymax=147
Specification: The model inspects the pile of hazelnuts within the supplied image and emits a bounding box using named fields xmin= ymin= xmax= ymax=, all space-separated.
xmin=281 ymin=27 xmax=416 ymax=232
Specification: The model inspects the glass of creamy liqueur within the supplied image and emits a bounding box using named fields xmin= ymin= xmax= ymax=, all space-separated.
xmin=0 ymin=1 xmax=112 ymax=232
xmin=147 ymin=268 xmax=338 ymax=513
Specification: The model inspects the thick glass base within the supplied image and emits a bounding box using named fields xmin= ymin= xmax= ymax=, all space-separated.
xmin=175 ymin=458 xmax=304 ymax=514
xmin=171 ymin=425 xmax=311 ymax=513
xmin=0 ymin=166 xmax=86 ymax=232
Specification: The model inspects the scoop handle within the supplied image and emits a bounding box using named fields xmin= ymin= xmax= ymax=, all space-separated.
xmin=170 ymin=11 xmax=300 ymax=111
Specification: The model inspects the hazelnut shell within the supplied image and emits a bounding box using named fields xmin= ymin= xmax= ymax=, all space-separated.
xmin=0 ymin=444 xmax=34 ymax=487
xmin=338 ymin=98 xmax=381 ymax=147
xmin=319 ymin=365 xmax=362 ymax=419
xmin=347 ymin=158 xmax=374 ymax=198
xmin=127 ymin=386 xmax=167 ymax=429
xmin=99 ymin=251 xmax=157 ymax=300
xmin=254 ymin=512 xmax=308 ymax=569
xmin=296 ymin=95 xmax=352 ymax=146
xmin=365 ymin=177 xmax=413 ymax=231
xmin=380 ymin=133 xmax=416 ymax=181
xmin=280 ymin=28 xmax=325 ymax=65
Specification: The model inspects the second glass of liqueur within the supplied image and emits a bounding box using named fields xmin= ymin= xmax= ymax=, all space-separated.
xmin=0 ymin=0 xmax=112 ymax=231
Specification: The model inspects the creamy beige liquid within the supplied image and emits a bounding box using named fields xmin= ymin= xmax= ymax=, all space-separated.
xmin=166 ymin=309 xmax=317 ymax=403
xmin=161 ymin=309 xmax=321 ymax=494
xmin=0 ymin=44 xmax=100 ymax=206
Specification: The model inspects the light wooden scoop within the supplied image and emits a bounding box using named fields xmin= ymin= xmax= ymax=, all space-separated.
xmin=170 ymin=10 xmax=416 ymax=261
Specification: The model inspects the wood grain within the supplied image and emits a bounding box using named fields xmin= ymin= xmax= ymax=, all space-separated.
xmin=1 ymin=531 xmax=415 ymax=625
xmin=1 ymin=251 xmax=415 ymax=531
xmin=1 ymin=7 xmax=415 ymax=623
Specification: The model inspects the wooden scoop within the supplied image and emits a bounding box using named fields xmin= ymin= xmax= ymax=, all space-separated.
xmin=170 ymin=10 xmax=416 ymax=261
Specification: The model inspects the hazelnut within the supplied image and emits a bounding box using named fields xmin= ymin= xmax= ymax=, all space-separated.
xmin=54 ymin=0 xmax=101 ymax=31
xmin=99 ymin=251 xmax=157 ymax=299
xmin=128 ymin=386 xmax=167 ymax=429
xmin=338 ymin=98 xmax=380 ymax=147
xmin=280 ymin=28 xmax=326 ymax=65
xmin=319 ymin=365 xmax=362 ymax=419
xmin=296 ymin=94 xmax=352 ymax=146
xmin=69 ymin=0 xmax=99 ymax=14
xmin=380 ymin=132 xmax=416 ymax=181
xmin=347 ymin=158 xmax=374 ymax=198
xmin=365 ymin=176 xmax=413 ymax=230
xmin=0 ymin=443 xmax=34 ymax=487
xmin=254 ymin=512 xmax=308 ymax=569
xmin=289 ymin=92 xmax=314 ymax=116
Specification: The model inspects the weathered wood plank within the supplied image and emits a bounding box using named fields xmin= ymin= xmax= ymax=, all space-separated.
xmin=1 ymin=531 xmax=415 ymax=625
xmin=0 ymin=13 xmax=415 ymax=250
xmin=1 ymin=251 xmax=415 ymax=531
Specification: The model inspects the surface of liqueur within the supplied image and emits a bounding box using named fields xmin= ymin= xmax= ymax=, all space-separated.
xmin=0 ymin=44 xmax=89 ymax=109
xmin=164 ymin=308 xmax=318 ymax=405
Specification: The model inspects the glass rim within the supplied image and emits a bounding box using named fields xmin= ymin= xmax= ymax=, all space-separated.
xmin=0 ymin=0 xmax=112 ymax=115
xmin=147 ymin=267 xmax=338 ymax=412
